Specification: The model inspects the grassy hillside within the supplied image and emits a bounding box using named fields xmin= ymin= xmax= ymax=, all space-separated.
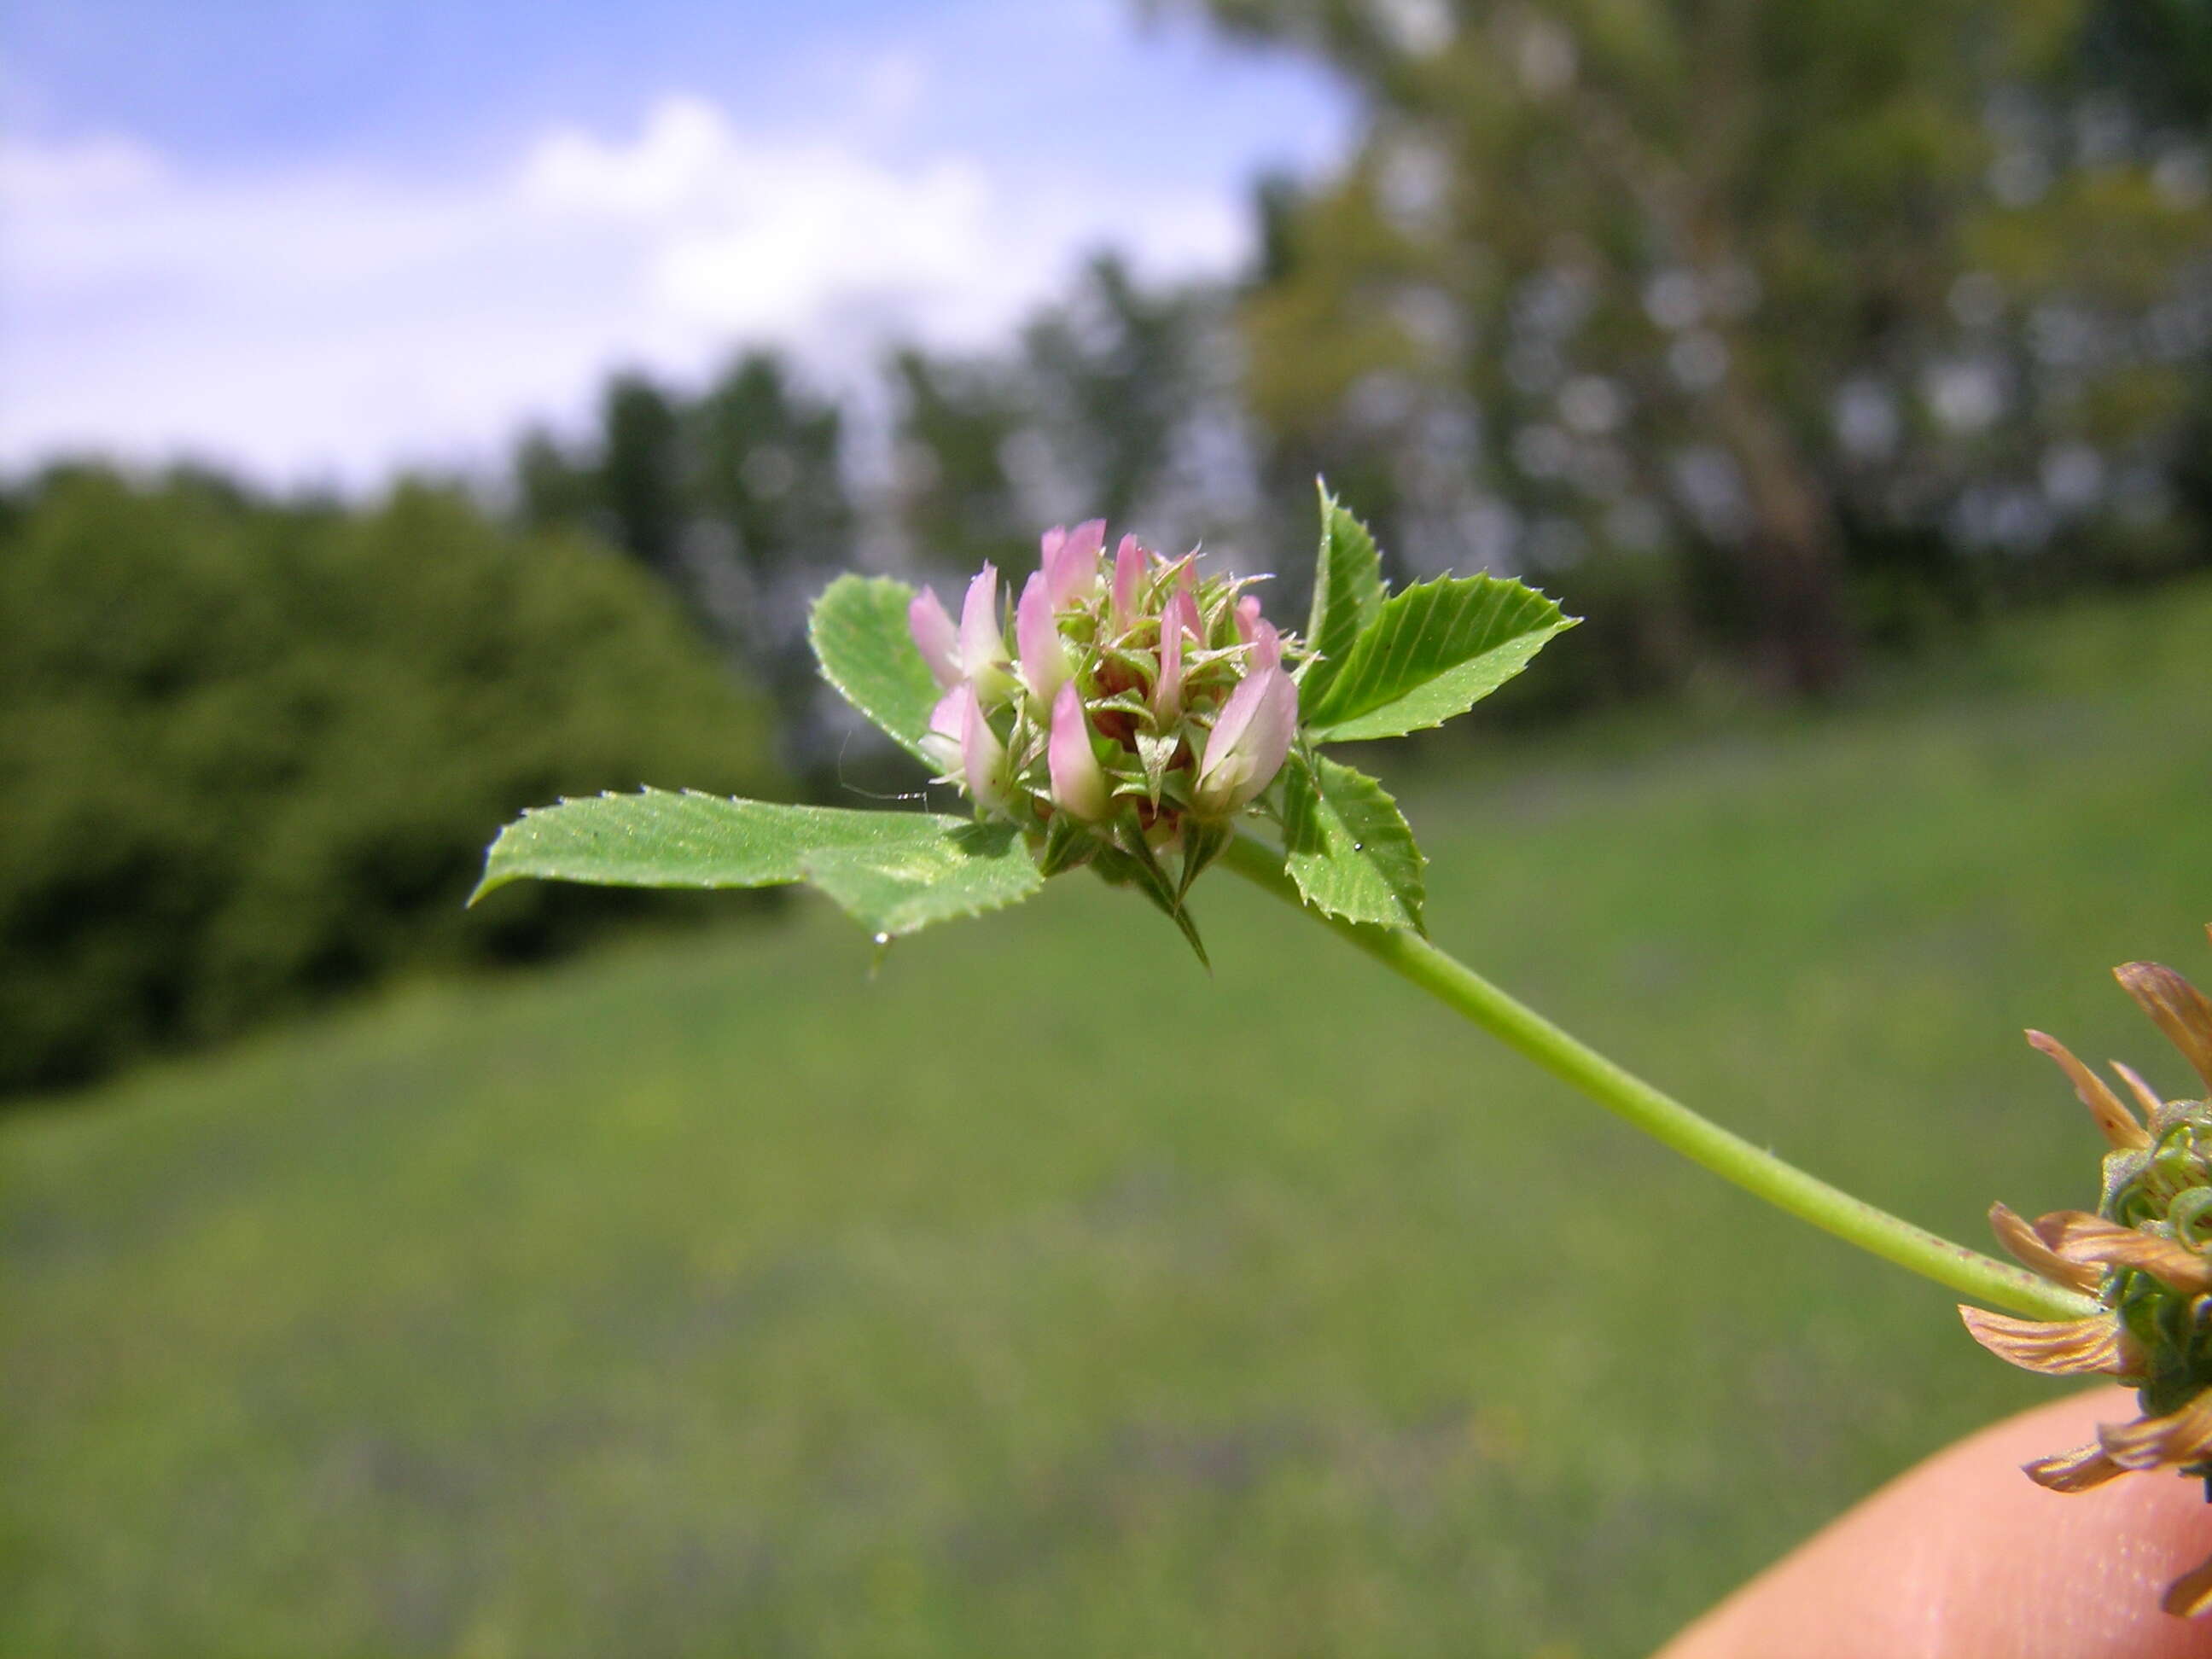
xmin=6 ymin=584 xmax=2210 ymax=1656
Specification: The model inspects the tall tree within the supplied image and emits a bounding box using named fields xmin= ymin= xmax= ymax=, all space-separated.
xmin=686 ymin=352 xmax=855 ymax=770
xmin=597 ymin=373 xmax=685 ymax=583
xmin=887 ymin=345 xmax=1036 ymax=582
xmin=1167 ymin=0 xmax=2212 ymax=690
xmin=505 ymin=353 xmax=859 ymax=783
xmin=1022 ymin=252 xmax=1211 ymax=529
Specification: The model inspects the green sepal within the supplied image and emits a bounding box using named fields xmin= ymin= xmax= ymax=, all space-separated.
xmin=1278 ymin=751 xmax=1426 ymax=932
xmin=1177 ymin=817 xmax=1235 ymax=902
xmin=1035 ymin=812 xmax=1095 ymax=879
xmin=472 ymin=789 xmax=1042 ymax=938
xmin=808 ymin=574 xmax=942 ymax=765
xmin=1302 ymin=573 xmax=1575 ymax=742
xmin=1091 ymin=812 xmax=1209 ymax=969
xmin=1135 ymin=731 xmax=1179 ymax=805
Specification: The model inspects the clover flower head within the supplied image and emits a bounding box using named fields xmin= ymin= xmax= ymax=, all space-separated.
xmin=906 ymin=521 xmax=1305 ymax=892
xmin=1961 ymin=928 xmax=2212 ymax=1617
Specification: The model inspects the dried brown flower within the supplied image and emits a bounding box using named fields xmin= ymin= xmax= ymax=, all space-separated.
xmin=1962 ymin=928 xmax=2212 ymax=1618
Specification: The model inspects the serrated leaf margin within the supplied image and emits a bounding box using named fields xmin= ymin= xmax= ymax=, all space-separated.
xmin=1278 ymin=752 xmax=1426 ymax=932
xmin=1301 ymin=481 xmax=1387 ymax=714
xmin=471 ymin=788 xmax=1041 ymax=937
xmin=808 ymin=573 xmax=942 ymax=766
xmin=1305 ymin=573 xmax=1575 ymax=742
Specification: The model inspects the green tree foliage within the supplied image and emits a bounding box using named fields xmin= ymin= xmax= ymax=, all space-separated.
xmin=511 ymin=352 xmax=854 ymax=780
xmin=0 ymin=464 xmax=782 ymax=1099
xmin=887 ymin=345 xmax=1036 ymax=583
xmin=1022 ymin=252 xmax=1217 ymax=529
xmin=888 ymin=256 xmax=1247 ymax=591
xmin=1165 ymin=0 xmax=2212 ymax=691
xmin=598 ymin=373 xmax=686 ymax=580
xmin=2081 ymin=0 xmax=2212 ymax=121
xmin=2074 ymin=0 xmax=2212 ymax=544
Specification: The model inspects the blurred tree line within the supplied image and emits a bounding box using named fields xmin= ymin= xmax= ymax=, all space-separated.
xmin=11 ymin=0 xmax=2209 ymax=1102
xmin=515 ymin=0 xmax=2210 ymax=723
xmin=1162 ymin=0 xmax=2212 ymax=693
xmin=505 ymin=255 xmax=1253 ymax=788
xmin=0 ymin=467 xmax=781 ymax=1099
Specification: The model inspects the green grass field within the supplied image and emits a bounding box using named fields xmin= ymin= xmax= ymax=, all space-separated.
xmin=7 ymin=584 xmax=2210 ymax=1657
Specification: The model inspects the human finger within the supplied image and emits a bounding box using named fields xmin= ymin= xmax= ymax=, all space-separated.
xmin=1660 ymin=1387 xmax=2212 ymax=1659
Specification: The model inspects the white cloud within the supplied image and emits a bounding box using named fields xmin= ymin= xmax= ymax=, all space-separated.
xmin=0 ymin=90 xmax=1251 ymax=486
xmin=0 ymin=131 xmax=164 ymax=201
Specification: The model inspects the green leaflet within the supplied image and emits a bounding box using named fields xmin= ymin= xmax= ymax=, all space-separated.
xmin=1278 ymin=751 xmax=1425 ymax=932
xmin=471 ymin=789 xmax=1040 ymax=937
xmin=1301 ymin=483 xmax=1385 ymax=714
xmin=808 ymin=574 xmax=943 ymax=766
xmin=1302 ymin=574 xmax=1574 ymax=742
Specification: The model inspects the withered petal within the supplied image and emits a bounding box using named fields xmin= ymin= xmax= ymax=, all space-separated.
xmin=2110 ymin=1059 xmax=2168 ymax=1120
xmin=2098 ymin=1391 xmax=2212 ymax=1470
xmin=2114 ymin=963 xmax=2212 ymax=1096
xmin=2023 ymin=1441 xmax=2131 ymax=1493
xmin=2026 ymin=1029 xmax=2151 ymax=1150
xmin=1988 ymin=1202 xmax=2102 ymax=1293
xmin=2034 ymin=1210 xmax=2212 ymax=1294
xmin=1958 ymin=1306 xmax=2134 ymax=1377
xmin=2034 ymin=1212 xmax=2212 ymax=1301
xmin=2166 ymin=1552 xmax=2212 ymax=1619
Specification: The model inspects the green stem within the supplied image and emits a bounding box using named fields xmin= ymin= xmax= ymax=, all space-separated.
xmin=1221 ymin=834 xmax=2097 ymax=1324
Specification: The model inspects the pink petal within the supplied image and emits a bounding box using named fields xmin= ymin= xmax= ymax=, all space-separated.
xmin=1245 ymin=611 xmax=1281 ymax=672
xmin=955 ymin=684 xmax=1010 ymax=814
xmin=1110 ymin=535 xmax=1146 ymax=632
xmin=1194 ymin=666 xmax=1298 ymax=816
xmin=1151 ymin=589 xmax=1200 ymax=724
xmin=1016 ymin=571 xmax=1071 ymax=703
xmin=956 ymin=563 xmax=1011 ymax=700
xmin=1048 ymin=682 xmax=1110 ymax=822
xmin=920 ymin=685 xmax=966 ymax=773
xmin=1234 ymin=595 xmax=1283 ymax=671
xmin=1045 ymin=519 xmax=1107 ymax=609
xmin=910 ymin=586 xmax=960 ymax=686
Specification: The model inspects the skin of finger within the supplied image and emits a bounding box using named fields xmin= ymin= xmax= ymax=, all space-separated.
xmin=1659 ymin=1388 xmax=2212 ymax=1659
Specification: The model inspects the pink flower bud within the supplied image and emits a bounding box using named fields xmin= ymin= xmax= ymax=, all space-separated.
xmin=955 ymin=563 xmax=1012 ymax=702
xmin=1016 ymin=571 xmax=1071 ymax=704
xmin=1151 ymin=587 xmax=1200 ymax=724
xmin=1110 ymin=535 xmax=1145 ymax=633
xmin=1247 ymin=615 xmax=1282 ymax=672
xmin=952 ymin=684 xmax=1011 ymax=815
xmin=921 ymin=685 xmax=966 ymax=773
xmin=1193 ymin=666 xmax=1298 ymax=816
xmin=910 ymin=586 xmax=960 ymax=687
xmin=1044 ymin=519 xmax=1107 ymax=609
xmin=1048 ymin=682 xmax=1110 ymax=821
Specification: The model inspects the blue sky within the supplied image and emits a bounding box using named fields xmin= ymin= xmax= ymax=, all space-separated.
xmin=1 ymin=0 xmax=1351 ymax=485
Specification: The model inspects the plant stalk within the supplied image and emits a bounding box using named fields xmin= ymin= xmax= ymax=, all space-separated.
xmin=1221 ymin=833 xmax=2096 ymax=1323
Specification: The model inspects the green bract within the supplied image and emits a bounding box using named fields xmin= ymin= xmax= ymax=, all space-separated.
xmin=475 ymin=485 xmax=1575 ymax=958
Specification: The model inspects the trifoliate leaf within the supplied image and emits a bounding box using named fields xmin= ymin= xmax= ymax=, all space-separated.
xmin=472 ymin=789 xmax=1040 ymax=937
xmin=1278 ymin=752 xmax=1425 ymax=931
xmin=1302 ymin=574 xmax=1574 ymax=742
xmin=809 ymin=574 xmax=942 ymax=766
xmin=1301 ymin=482 xmax=1386 ymax=713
